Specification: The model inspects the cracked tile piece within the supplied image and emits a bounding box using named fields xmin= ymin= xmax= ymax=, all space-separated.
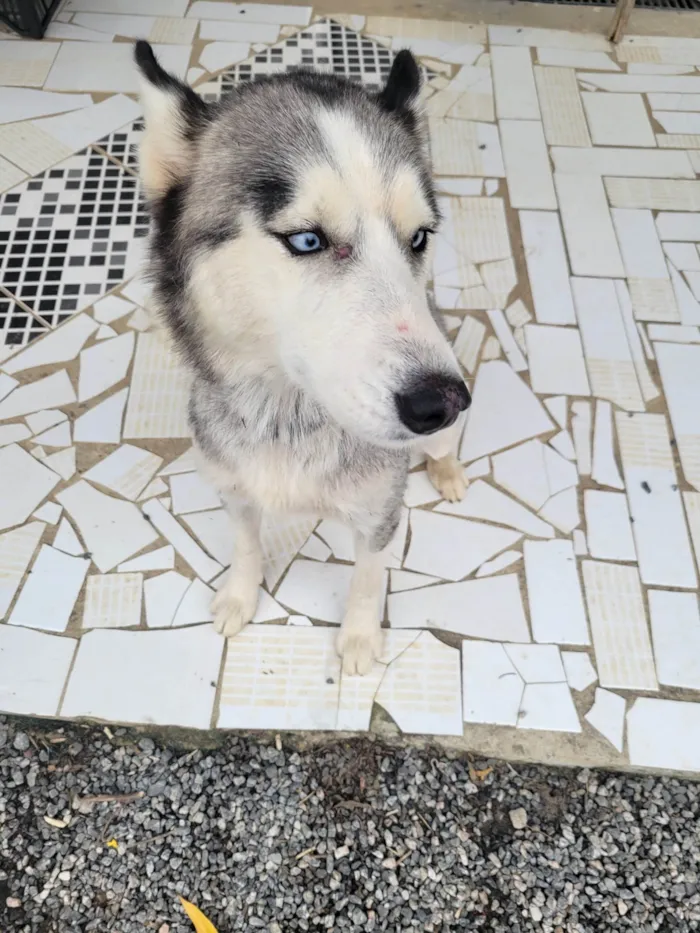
xmin=261 ymin=514 xmax=318 ymax=589
xmin=78 ymin=332 xmax=134 ymax=403
xmin=491 ymin=46 xmax=539 ymax=119
xmin=84 ymin=445 xmax=163 ymax=501
xmin=526 ymin=325 xmax=590 ymax=397
xmin=627 ymin=698 xmax=700 ymax=772
xmin=571 ymin=401 xmax=592 ymax=476
xmin=406 ymin=509 xmax=520 ymax=581
xmin=655 ymin=342 xmax=700 ymax=492
xmin=141 ymin=499 xmax=223 ymax=583
xmin=518 ymin=683 xmax=581 ymax=732
xmin=591 ymin=400 xmax=624 ymax=490
xmin=170 ymin=471 xmax=222 ymax=515
xmin=390 ymin=570 xmax=441 ymax=592
xmin=438 ymin=479 xmax=554 ymax=539
xmin=83 ymin=573 xmax=143 ymax=629
xmin=489 ymin=25 xmax=611 ymax=49
xmin=616 ymin=412 xmax=696 ymax=588
xmin=0 ymin=40 xmax=59 ymax=87
xmin=684 ymin=492 xmax=700 ymax=576
xmin=534 ymin=66 xmax=591 ymax=147
xmin=537 ymin=48 xmax=618 ymax=69
xmin=118 ymin=546 xmax=174 ymax=573
xmin=34 ymin=422 xmax=70 ymax=448
xmin=275 ymin=559 xmax=353 ymax=624
xmin=144 ymin=571 xmax=191 ymax=628
xmin=582 ymin=560 xmax=658 ymax=691
xmin=9 ymin=544 xmax=89 ymax=632
xmin=573 ymin=529 xmax=588 ymax=555
xmin=171 ymin=579 xmax=215 ymax=627
xmin=524 ymin=539 xmax=589 ymax=646
xmin=33 ymin=503 xmax=62 ymax=524
xmin=123 ymin=334 xmax=190 ymax=439
xmin=476 ymin=549 xmax=521 ymax=577
xmin=668 ymin=264 xmax=700 ymax=326
xmin=0 ymin=521 xmax=45 ymax=617
xmin=555 ymin=173 xmax=624 ymax=278
xmin=462 ymin=641 xmax=521 ymax=726
xmin=504 ymin=643 xmax=566 ymax=683
xmin=486 ymin=309 xmax=527 ymax=372
xmin=549 ymin=431 xmax=575 ymax=461
xmin=0 ymin=625 xmax=77 ymax=717
xmin=58 ymin=480 xmax=159 ymax=573
xmin=582 ymin=92 xmax=655 ymax=147
xmin=429 ymin=119 xmax=504 ymax=176
xmin=460 ymin=361 xmax=553 ymax=462
xmin=375 ymin=631 xmax=462 ymax=736
xmin=453 ymin=317 xmax=486 ymax=374
xmin=181 ymin=509 xmax=233 ymax=567
xmin=61 ymin=626 xmax=223 ymax=729
xmin=0 ymin=88 xmax=92 ymax=124
xmin=3 ymin=314 xmax=98 ymax=375
xmin=0 ymin=371 xmax=76 ymax=421
xmin=336 ymin=630 xmax=421 ymax=732
xmin=493 ymin=440 xmax=553 ymax=511
xmin=585 ymin=491 xmax=636 ymax=562
xmin=53 ymin=518 xmax=83 ymax=557
xmin=299 ymin=534 xmax=331 ymax=561
xmin=46 ymin=41 xmax=190 ymax=93
xmin=189 ymin=1 xmax=311 ymax=25
xmin=544 ymin=397 xmax=567 ymax=429
xmin=562 ymin=651 xmax=598 ymax=691
xmin=44 ymin=447 xmax=76 ymax=481
xmin=501 ymin=121 xmax=555 ymax=210
xmin=584 ymin=689 xmax=626 ymax=752
xmin=198 ymin=19 xmax=279 ymax=42
xmin=74 ymin=389 xmax=128 ymax=444
xmin=0 ymin=444 xmax=60 ymax=532
xmin=649 ymin=589 xmax=700 ymax=690
xmin=139 ymin=478 xmax=169 ymax=501
xmin=614 ymin=280 xmax=660 ymax=403
xmin=388 ymin=573 xmax=529 ymax=641
xmin=403 ymin=471 xmax=441 ymax=508
xmin=520 ymin=211 xmax=576 ymax=325
xmin=199 ymin=41 xmax=251 ymax=72
xmin=93 ymin=294 xmax=135 ymax=324
xmin=218 ymin=625 xmax=340 ymax=730
xmin=0 ymin=424 xmax=30 ymax=448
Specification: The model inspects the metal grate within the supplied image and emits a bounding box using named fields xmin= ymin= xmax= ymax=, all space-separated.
xmin=513 ymin=0 xmax=700 ymax=8
xmin=0 ymin=0 xmax=61 ymax=38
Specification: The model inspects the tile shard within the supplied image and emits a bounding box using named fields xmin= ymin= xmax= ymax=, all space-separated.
xmin=585 ymin=688 xmax=626 ymax=752
xmin=462 ymin=641 xmax=524 ymax=727
xmin=627 ymin=698 xmax=700 ymax=773
xmin=524 ymin=539 xmax=589 ymax=645
xmin=591 ymin=400 xmax=624 ymax=490
xmin=648 ymin=589 xmax=700 ymax=690
xmin=0 ymin=521 xmax=45 ymax=617
xmin=562 ymin=651 xmax=598 ymax=691
xmin=0 ymin=444 xmax=60 ymax=532
xmin=141 ymin=498 xmax=223 ymax=582
xmin=437 ymin=479 xmax=555 ymax=538
xmin=654 ymin=341 xmax=700 ymax=491
xmin=9 ymin=544 xmax=89 ymax=632
xmin=0 ymin=625 xmax=77 ymax=718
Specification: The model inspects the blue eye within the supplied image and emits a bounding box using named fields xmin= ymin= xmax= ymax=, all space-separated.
xmin=285 ymin=230 xmax=327 ymax=255
xmin=411 ymin=229 xmax=429 ymax=253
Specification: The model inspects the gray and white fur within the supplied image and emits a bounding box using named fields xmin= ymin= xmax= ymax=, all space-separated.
xmin=134 ymin=42 xmax=471 ymax=674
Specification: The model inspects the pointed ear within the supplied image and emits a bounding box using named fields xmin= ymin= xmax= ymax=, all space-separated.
xmin=134 ymin=41 xmax=209 ymax=198
xmin=377 ymin=50 xmax=421 ymax=114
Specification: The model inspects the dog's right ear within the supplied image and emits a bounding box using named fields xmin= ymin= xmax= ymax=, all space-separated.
xmin=134 ymin=41 xmax=209 ymax=198
xmin=377 ymin=50 xmax=421 ymax=116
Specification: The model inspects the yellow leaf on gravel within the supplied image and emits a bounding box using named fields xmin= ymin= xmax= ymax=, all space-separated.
xmin=180 ymin=897 xmax=219 ymax=933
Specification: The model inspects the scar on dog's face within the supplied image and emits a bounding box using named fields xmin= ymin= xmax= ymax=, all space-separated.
xmin=136 ymin=43 xmax=470 ymax=447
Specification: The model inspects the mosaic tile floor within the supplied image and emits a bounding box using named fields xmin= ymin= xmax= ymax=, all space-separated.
xmin=3 ymin=1 xmax=700 ymax=775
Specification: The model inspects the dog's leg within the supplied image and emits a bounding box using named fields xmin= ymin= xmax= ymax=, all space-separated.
xmin=337 ymin=532 xmax=388 ymax=675
xmin=422 ymin=413 xmax=468 ymax=503
xmin=211 ymin=498 xmax=263 ymax=637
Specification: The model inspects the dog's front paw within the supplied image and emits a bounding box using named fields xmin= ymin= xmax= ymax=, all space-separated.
xmin=211 ymin=584 xmax=258 ymax=637
xmin=427 ymin=453 xmax=468 ymax=503
xmin=337 ymin=624 xmax=384 ymax=676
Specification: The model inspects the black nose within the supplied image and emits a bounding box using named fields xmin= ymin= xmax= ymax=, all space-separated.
xmin=395 ymin=376 xmax=471 ymax=436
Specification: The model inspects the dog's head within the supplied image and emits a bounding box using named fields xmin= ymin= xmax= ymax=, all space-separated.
xmin=135 ymin=41 xmax=470 ymax=447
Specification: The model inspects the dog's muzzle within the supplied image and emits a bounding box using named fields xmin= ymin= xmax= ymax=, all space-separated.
xmin=395 ymin=375 xmax=471 ymax=436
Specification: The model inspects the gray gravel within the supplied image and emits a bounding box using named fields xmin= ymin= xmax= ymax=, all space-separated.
xmin=1 ymin=715 xmax=700 ymax=933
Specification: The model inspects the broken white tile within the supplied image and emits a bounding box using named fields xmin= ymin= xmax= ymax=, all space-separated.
xmin=578 ymin=71 xmax=700 ymax=93
xmin=46 ymin=41 xmax=190 ymax=93
xmin=462 ymin=640 xmax=523 ymax=727
xmin=261 ymin=513 xmax=318 ymax=589
xmin=543 ymin=396 xmax=567 ymax=430
xmin=52 ymin=518 xmax=83 ymax=556
xmin=485 ymin=309 xmax=527 ymax=372
xmin=555 ymin=174 xmax=624 ymax=278
xmin=0 ymin=155 xmax=26 ymax=192
xmin=585 ymin=490 xmax=636 ymax=562
xmin=117 ymin=545 xmax=174 ymax=573
xmin=3 ymin=314 xmax=97 ymax=375
xmin=127 ymin=307 xmax=151 ymax=332
xmin=612 ymin=208 xmax=668 ymax=281
xmin=534 ymin=66 xmax=591 ymax=147
xmin=181 ymin=508 xmax=232 ymax=566
xmin=438 ymin=479 xmax=554 ymax=538
xmin=73 ymin=388 xmax=128 ymax=444
xmin=648 ymin=92 xmax=700 ymax=110
xmin=582 ymin=92 xmax=655 ymax=147
xmin=518 ymin=682 xmax=581 ymax=732
xmin=0 ymin=122 xmax=73 ymax=176
xmin=571 ymin=278 xmax=644 ymax=410
xmin=375 ymin=631 xmax=462 ymax=736
xmin=475 ymin=549 xmax=521 ymax=577
xmin=34 ymin=94 xmax=142 ymax=154
xmin=562 ymin=651 xmax=597 ymax=691
xmin=614 ymin=280 xmax=660 ymax=402
xmin=683 ymin=491 xmax=700 ymax=575
xmin=388 ymin=572 xmax=529 ymax=641
xmin=199 ymin=41 xmax=251 ymax=73
xmin=315 ymin=520 xmax=354 ymax=562
xmin=62 ymin=442 xmax=158 ymax=499
xmin=402 ymin=471 xmax=439 ymax=508
xmin=0 ymin=444 xmax=60 ymax=532
xmin=57 ymin=479 xmax=159 ymax=573
xmin=648 ymin=589 xmax=700 ymax=690
xmin=143 ymin=570 xmax=191 ymax=628
xmin=170 ymin=578 xmax=214 ymax=627
xmin=654 ymin=341 xmax=700 ymax=491
xmin=141 ymin=498 xmax=222 ymax=582
xmin=525 ymin=324 xmax=590 ymax=397
xmin=654 ymin=110 xmax=700 ymax=135
xmin=299 ymin=534 xmax=330 ymax=562
xmin=33 ymin=422 xmax=70 ymax=448
xmin=0 ymin=40 xmax=59 ymax=87
xmin=543 ymin=445 xmax=578 ymax=495
xmin=0 ymin=423 xmax=30 ymax=447
xmin=629 ymin=64 xmax=695 ymax=74
xmin=500 ymin=120 xmax=556 ymax=210
xmin=0 ymin=374 xmax=18 ymax=404
xmin=10 ymin=544 xmax=88 ymax=632
xmin=519 ymin=211 xmax=575 ymax=325
xmin=480 ymin=335 xmax=500 ymax=360
xmin=188 ymin=1 xmax=310 ymax=25
xmin=274 ymin=560 xmax=352 ymax=624
xmin=390 ymin=569 xmax=441 ymax=592
xmin=405 ymin=509 xmax=520 ymax=581
xmin=0 ymin=521 xmax=45 ymax=617
xmin=493 ymin=440 xmax=551 ymax=510
xmin=490 ymin=25 xmax=611 ymax=50
xmin=218 ymin=625 xmax=338 ymax=731
xmin=591 ymin=400 xmax=624 ymax=490
xmin=504 ymin=643 xmax=566 ymax=683
xmin=505 ymin=300 xmax=532 ymax=330
xmin=537 ymin=47 xmax=618 ymax=69
xmin=608 ymin=178 xmax=700 ymax=214
xmin=491 ymin=46 xmax=539 ymax=119
xmin=582 ymin=560 xmax=658 ymax=690
xmin=0 ymin=88 xmax=92 ymax=125
xmin=460 ymin=361 xmax=554 ymax=462
xmin=668 ymin=263 xmax=700 ymax=326
xmin=138 ymin=477 xmax=169 ymax=501
xmin=627 ymin=698 xmax=700 ymax=773
xmin=436 ymin=177 xmax=484 ymax=196
xmin=465 ymin=457 xmax=490 ymax=479
xmin=686 ymin=271 xmax=700 ymax=301
xmin=553 ymin=146 xmax=693 ymax=178
xmin=664 ymin=242 xmax=700 ymax=272
xmin=32 ymin=502 xmax=62 ymax=524
xmin=573 ymin=529 xmax=588 ymax=555
xmin=159 ymin=448 xmax=197 ymax=476
xmin=61 ymin=626 xmax=223 ymax=729
xmin=44 ymin=447 xmax=76 ymax=481
xmin=78 ymin=331 xmax=134 ymax=402
xmin=123 ymin=334 xmax=190 ymax=439
xmin=617 ymin=411 xmax=697 ymax=588
xmin=648 ymin=324 xmax=700 ymax=342
xmin=93 ymin=294 xmax=135 ymax=324
xmin=539 ymin=486 xmax=580 ymax=533
xmin=585 ymin=688 xmax=625 ymax=752
xmin=0 ymin=370 xmax=75 ymax=421
xmin=169 ymin=470 xmax=222 ymax=515
xmin=0 ymin=626 xmax=76 ymax=717
xmin=524 ymin=539 xmax=589 ymax=645
xmin=83 ymin=572 xmax=143 ymax=629
xmin=549 ymin=431 xmax=576 ymax=461
xmin=429 ymin=120 xmax=504 ymax=176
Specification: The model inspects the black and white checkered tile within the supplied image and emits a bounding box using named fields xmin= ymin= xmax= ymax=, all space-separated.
xmin=0 ymin=150 xmax=148 ymax=331
xmin=0 ymin=291 xmax=47 ymax=354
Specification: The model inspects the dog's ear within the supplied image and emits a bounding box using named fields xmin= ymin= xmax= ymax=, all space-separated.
xmin=377 ymin=50 xmax=421 ymax=115
xmin=134 ymin=41 xmax=209 ymax=198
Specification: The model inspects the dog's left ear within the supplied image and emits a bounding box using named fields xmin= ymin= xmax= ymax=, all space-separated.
xmin=377 ymin=50 xmax=421 ymax=115
xmin=134 ymin=40 xmax=209 ymax=199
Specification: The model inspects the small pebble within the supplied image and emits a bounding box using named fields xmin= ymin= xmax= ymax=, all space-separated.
xmin=13 ymin=732 xmax=29 ymax=752
xmin=509 ymin=807 xmax=528 ymax=830
xmin=6 ymin=897 xmax=21 ymax=909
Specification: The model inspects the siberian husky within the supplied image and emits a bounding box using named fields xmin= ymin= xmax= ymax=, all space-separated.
xmin=134 ymin=41 xmax=471 ymax=674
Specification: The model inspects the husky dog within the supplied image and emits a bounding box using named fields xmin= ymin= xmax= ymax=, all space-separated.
xmin=134 ymin=41 xmax=471 ymax=674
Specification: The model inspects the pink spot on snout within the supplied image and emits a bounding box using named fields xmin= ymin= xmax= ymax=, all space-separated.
xmin=397 ymin=322 xmax=410 ymax=334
